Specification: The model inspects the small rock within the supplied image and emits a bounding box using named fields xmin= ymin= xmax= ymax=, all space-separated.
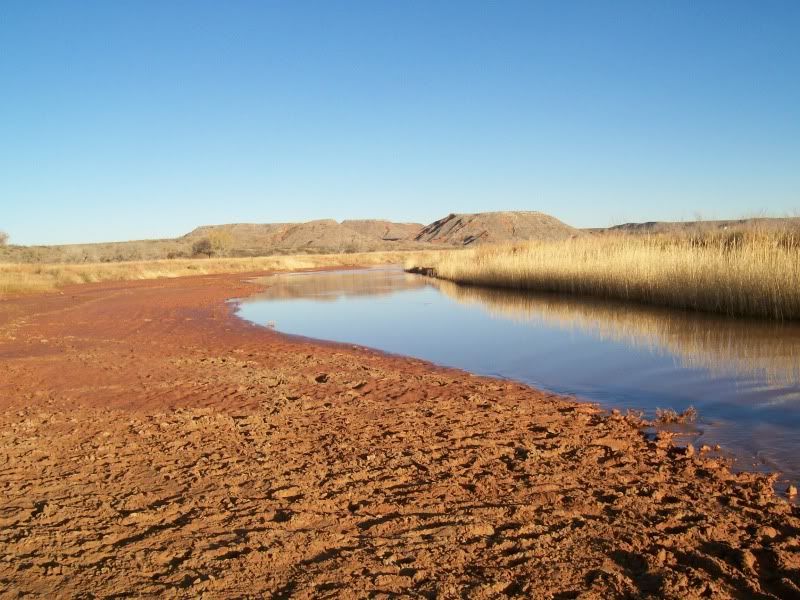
xmin=374 ymin=574 xmax=412 ymax=588
xmin=467 ymin=523 xmax=496 ymax=537
xmin=592 ymin=436 xmax=630 ymax=452
xmin=787 ymin=484 xmax=798 ymax=497
xmin=685 ymin=444 xmax=695 ymax=457
xmin=699 ymin=444 xmax=711 ymax=453
xmin=757 ymin=526 xmax=778 ymax=540
xmin=654 ymin=548 xmax=668 ymax=565
xmin=273 ymin=486 xmax=303 ymax=499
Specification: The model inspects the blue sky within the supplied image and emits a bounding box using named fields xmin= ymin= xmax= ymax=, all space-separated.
xmin=1 ymin=1 xmax=798 ymax=245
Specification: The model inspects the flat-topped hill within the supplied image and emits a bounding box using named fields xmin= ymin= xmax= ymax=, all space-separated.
xmin=415 ymin=211 xmax=580 ymax=245
xmin=185 ymin=221 xmax=374 ymax=254
xmin=183 ymin=219 xmax=429 ymax=255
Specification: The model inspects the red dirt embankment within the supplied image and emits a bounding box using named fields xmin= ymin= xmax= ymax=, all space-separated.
xmin=0 ymin=273 xmax=798 ymax=598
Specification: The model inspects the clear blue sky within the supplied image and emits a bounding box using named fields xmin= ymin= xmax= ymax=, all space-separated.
xmin=1 ymin=1 xmax=798 ymax=245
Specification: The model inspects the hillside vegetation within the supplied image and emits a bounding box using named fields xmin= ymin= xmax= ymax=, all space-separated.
xmin=407 ymin=225 xmax=800 ymax=320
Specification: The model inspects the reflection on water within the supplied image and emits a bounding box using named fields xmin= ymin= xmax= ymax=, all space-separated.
xmin=432 ymin=279 xmax=800 ymax=387
xmin=236 ymin=267 xmax=800 ymax=485
xmin=247 ymin=268 xmax=427 ymax=301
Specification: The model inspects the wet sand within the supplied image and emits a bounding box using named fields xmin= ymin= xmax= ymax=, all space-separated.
xmin=0 ymin=273 xmax=798 ymax=598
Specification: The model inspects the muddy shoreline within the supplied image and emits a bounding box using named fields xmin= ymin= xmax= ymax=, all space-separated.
xmin=1 ymin=272 xmax=798 ymax=598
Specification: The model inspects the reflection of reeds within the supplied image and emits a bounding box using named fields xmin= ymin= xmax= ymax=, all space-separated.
xmin=407 ymin=228 xmax=800 ymax=320
xmin=246 ymin=269 xmax=426 ymax=302
xmin=432 ymin=279 xmax=800 ymax=385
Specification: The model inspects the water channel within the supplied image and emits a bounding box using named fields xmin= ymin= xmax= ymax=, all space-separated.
xmin=235 ymin=266 xmax=800 ymax=487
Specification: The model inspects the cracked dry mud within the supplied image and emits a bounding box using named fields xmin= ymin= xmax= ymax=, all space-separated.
xmin=0 ymin=273 xmax=798 ymax=599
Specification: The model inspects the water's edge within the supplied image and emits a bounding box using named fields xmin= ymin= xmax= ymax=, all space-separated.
xmin=233 ymin=266 xmax=800 ymax=492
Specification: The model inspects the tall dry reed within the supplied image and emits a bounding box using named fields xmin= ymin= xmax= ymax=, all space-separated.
xmin=407 ymin=228 xmax=800 ymax=320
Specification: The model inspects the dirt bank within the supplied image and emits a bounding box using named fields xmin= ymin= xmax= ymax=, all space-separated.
xmin=0 ymin=273 xmax=798 ymax=598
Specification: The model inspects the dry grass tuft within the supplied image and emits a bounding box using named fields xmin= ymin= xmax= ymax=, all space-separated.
xmin=0 ymin=251 xmax=426 ymax=297
xmin=406 ymin=226 xmax=800 ymax=320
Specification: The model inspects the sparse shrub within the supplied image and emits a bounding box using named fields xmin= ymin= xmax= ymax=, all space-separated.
xmin=0 ymin=231 xmax=8 ymax=245
xmin=113 ymin=249 xmax=141 ymax=262
xmin=192 ymin=238 xmax=213 ymax=258
xmin=209 ymin=231 xmax=233 ymax=257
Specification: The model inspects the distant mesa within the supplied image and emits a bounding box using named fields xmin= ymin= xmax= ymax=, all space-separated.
xmin=414 ymin=211 xmax=580 ymax=245
xmin=183 ymin=219 xmax=424 ymax=254
xmin=340 ymin=220 xmax=423 ymax=242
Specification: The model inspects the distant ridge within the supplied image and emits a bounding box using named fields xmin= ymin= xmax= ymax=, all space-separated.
xmin=415 ymin=211 xmax=580 ymax=245
xmin=183 ymin=220 xmax=383 ymax=254
xmin=2 ymin=211 xmax=588 ymax=263
xmin=588 ymin=216 xmax=800 ymax=235
xmin=340 ymin=220 xmax=423 ymax=241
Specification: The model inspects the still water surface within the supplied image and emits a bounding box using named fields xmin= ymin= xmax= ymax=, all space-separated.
xmin=236 ymin=267 xmax=800 ymax=485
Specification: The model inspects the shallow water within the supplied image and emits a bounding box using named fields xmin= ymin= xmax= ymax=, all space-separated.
xmin=236 ymin=267 xmax=800 ymax=485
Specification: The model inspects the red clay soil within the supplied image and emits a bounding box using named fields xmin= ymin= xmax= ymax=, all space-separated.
xmin=0 ymin=273 xmax=798 ymax=599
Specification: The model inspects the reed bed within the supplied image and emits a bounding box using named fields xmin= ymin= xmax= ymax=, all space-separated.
xmin=0 ymin=251 xmax=424 ymax=297
xmin=407 ymin=228 xmax=800 ymax=320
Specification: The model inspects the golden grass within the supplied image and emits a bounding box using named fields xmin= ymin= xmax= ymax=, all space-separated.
xmin=0 ymin=251 xmax=426 ymax=298
xmin=407 ymin=228 xmax=800 ymax=320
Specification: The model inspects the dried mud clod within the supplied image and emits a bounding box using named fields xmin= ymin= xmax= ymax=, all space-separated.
xmin=655 ymin=405 xmax=698 ymax=424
